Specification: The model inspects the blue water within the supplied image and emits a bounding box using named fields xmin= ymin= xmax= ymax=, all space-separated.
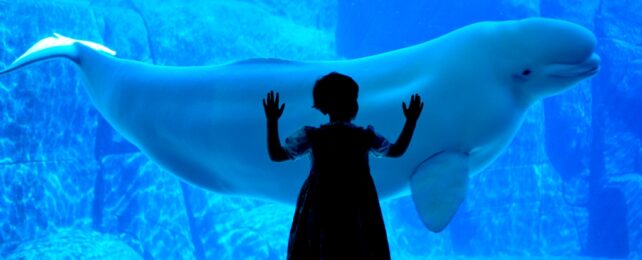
xmin=0 ymin=0 xmax=640 ymax=259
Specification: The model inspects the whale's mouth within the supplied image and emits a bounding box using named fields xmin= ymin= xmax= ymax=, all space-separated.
xmin=580 ymin=65 xmax=600 ymax=76
xmin=549 ymin=53 xmax=601 ymax=78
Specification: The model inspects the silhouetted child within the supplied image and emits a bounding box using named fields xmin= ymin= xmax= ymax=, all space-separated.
xmin=262 ymin=72 xmax=423 ymax=260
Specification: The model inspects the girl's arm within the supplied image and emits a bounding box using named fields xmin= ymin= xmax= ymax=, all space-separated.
xmin=387 ymin=94 xmax=424 ymax=157
xmin=263 ymin=91 xmax=290 ymax=162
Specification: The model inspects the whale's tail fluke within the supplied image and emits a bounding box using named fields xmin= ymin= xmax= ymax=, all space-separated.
xmin=0 ymin=33 xmax=116 ymax=76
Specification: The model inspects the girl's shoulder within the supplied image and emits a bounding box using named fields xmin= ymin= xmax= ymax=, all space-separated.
xmin=319 ymin=121 xmax=364 ymax=129
xmin=318 ymin=122 xmax=379 ymax=132
xmin=292 ymin=125 xmax=317 ymax=136
xmin=288 ymin=126 xmax=319 ymax=141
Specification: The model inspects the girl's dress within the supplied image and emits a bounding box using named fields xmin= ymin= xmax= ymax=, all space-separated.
xmin=283 ymin=121 xmax=392 ymax=260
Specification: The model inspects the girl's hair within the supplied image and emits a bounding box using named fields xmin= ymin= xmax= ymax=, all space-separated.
xmin=313 ymin=72 xmax=359 ymax=121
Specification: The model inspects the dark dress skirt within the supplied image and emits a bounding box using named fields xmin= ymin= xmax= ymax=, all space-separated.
xmin=284 ymin=122 xmax=391 ymax=260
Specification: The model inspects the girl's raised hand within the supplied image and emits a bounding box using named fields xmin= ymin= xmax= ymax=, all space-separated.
xmin=402 ymin=94 xmax=424 ymax=123
xmin=263 ymin=90 xmax=285 ymax=121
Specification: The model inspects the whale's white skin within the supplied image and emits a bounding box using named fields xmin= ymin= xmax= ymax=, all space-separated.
xmin=0 ymin=18 xmax=599 ymax=232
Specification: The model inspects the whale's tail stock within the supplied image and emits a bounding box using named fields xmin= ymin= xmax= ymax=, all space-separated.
xmin=0 ymin=33 xmax=116 ymax=76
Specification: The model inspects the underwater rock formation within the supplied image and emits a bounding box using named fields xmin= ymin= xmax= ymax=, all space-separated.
xmin=5 ymin=228 xmax=142 ymax=259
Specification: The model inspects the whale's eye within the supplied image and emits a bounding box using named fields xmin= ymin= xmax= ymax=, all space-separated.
xmin=522 ymin=69 xmax=532 ymax=76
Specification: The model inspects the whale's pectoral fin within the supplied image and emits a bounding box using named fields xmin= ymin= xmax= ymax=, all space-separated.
xmin=410 ymin=152 xmax=469 ymax=233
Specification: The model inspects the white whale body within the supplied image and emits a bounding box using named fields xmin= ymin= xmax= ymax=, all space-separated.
xmin=0 ymin=18 xmax=599 ymax=232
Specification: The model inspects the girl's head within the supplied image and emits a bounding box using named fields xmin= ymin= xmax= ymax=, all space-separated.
xmin=313 ymin=72 xmax=359 ymax=121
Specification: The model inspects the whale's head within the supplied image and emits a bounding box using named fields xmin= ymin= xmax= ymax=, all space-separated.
xmin=497 ymin=18 xmax=600 ymax=103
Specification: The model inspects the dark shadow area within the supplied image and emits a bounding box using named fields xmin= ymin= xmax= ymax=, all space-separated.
xmin=585 ymin=188 xmax=630 ymax=257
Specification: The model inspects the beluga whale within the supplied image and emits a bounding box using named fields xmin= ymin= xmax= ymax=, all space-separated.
xmin=0 ymin=18 xmax=599 ymax=232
